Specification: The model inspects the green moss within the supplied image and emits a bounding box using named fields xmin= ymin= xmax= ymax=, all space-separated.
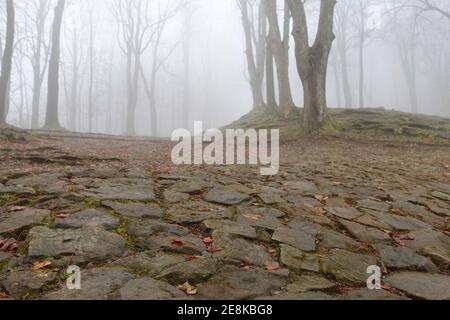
xmin=230 ymin=206 xmax=238 ymax=222
xmin=83 ymin=198 xmax=102 ymax=208
xmin=0 ymin=194 xmax=18 ymax=205
xmin=115 ymin=222 xmax=138 ymax=251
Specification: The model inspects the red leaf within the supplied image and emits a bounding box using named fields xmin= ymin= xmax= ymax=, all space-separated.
xmin=202 ymin=237 xmax=214 ymax=245
xmin=171 ymin=239 xmax=184 ymax=247
xmin=207 ymin=246 xmax=223 ymax=253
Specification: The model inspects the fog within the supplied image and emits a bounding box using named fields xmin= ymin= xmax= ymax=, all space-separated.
xmin=1 ymin=0 xmax=449 ymax=136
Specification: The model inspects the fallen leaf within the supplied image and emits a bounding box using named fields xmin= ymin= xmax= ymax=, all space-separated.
xmin=207 ymin=246 xmax=223 ymax=253
xmin=265 ymin=245 xmax=276 ymax=254
xmin=243 ymin=213 xmax=261 ymax=221
xmin=186 ymin=255 xmax=203 ymax=261
xmin=0 ymin=237 xmax=18 ymax=252
xmin=242 ymin=257 xmax=254 ymax=267
xmin=9 ymin=206 xmax=26 ymax=212
xmin=33 ymin=260 xmax=52 ymax=270
xmin=171 ymin=239 xmax=184 ymax=247
xmin=202 ymin=237 xmax=214 ymax=244
xmin=0 ymin=292 xmax=10 ymax=299
xmin=264 ymin=261 xmax=280 ymax=271
xmin=178 ymin=282 xmax=197 ymax=295
xmin=314 ymin=194 xmax=328 ymax=202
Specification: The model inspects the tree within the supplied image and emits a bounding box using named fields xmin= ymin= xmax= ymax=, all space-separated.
xmin=115 ymin=0 xmax=152 ymax=136
xmin=334 ymin=0 xmax=353 ymax=107
xmin=351 ymin=0 xmax=373 ymax=108
xmin=400 ymin=0 xmax=450 ymax=20
xmin=395 ymin=11 xmax=420 ymax=113
xmin=87 ymin=2 xmax=95 ymax=133
xmin=0 ymin=0 xmax=15 ymax=126
xmin=0 ymin=0 xmax=15 ymax=125
xmin=266 ymin=0 xmax=295 ymax=116
xmin=237 ymin=0 xmax=266 ymax=110
xmin=43 ymin=0 xmax=65 ymax=130
xmin=24 ymin=0 xmax=51 ymax=129
xmin=140 ymin=0 xmax=184 ymax=137
xmin=287 ymin=0 xmax=337 ymax=133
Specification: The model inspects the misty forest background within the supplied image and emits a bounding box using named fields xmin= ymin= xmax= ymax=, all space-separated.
xmin=0 ymin=0 xmax=448 ymax=137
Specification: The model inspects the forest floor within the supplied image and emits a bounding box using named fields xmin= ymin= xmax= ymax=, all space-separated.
xmin=0 ymin=125 xmax=449 ymax=300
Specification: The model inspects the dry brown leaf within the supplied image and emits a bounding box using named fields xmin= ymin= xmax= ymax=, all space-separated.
xmin=33 ymin=260 xmax=52 ymax=270
xmin=0 ymin=237 xmax=18 ymax=252
xmin=314 ymin=194 xmax=329 ymax=202
xmin=243 ymin=213 xmax=261 ymax=221
xmin=207 ymin=246 xmax=224 ymax=253
xmin=0 ymin=292 xmax=10 ymax=299
xmin=202 ymin=237 xmax=214 ymax=244
xmin=178 ymin=282 xmax=197 ymax=295
xmin=264 ymin=261 xmax=280 ymax=271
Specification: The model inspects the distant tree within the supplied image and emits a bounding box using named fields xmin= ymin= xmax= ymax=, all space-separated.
xmin=334 ymin=0 xmax=353 ymax=107
xmin=401 ymin=0 xmax=450 ymax=20
xmin=43 ymin=0 xmax=66 ymax=130
xmin=351 ymin=0 xmax=373 ymax=108
xmin=24 ymin=0 xmax=51 ymax=129
xmin=237 ymin=0 xmax=266 ymax=110
xmin=140 ymin=0 xmax=185 ymax=137
xmin=0 ymin=0 xmax=15 ymax=126
xmin=287 ymin=0 xmax=336 ymax=133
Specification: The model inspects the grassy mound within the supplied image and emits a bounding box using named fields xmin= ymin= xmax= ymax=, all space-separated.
xmin=226 ymin=107 xmax=450 ymax=144
xmin=0 ymin=125 xmax=31 ymax=142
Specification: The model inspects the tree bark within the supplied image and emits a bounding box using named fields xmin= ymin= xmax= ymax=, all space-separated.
xmin=288 ymin=0 xmax=336 ymax=133
xmin=0 ymin=0 xmax=15 ymax=126
xmin=44 ymin=0 xmax=65 ymax=130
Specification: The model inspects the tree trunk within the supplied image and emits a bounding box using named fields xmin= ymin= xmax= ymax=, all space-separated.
xmin=358 ymin=32 xmax=365 ymax=108
xmin=31 ymin=1 xmax=49 ymax=129
xmin=266 ymin=35 xmax=277 ymax=108
xmin=332 ymin=52 xmax=342 ymax=106
xmin=44 ymin=0 xmax=65 ymax=130
xmin=238 ymin=0 xmax=265 ymax=110
xmin=182 ymin=12 xmax=191 ymax=129
xmin=88 ymin=9 xmax=94 ymax=133
xmin=288 ymin=0 xmax=336 ymax=133
xmin=0 ymin=0 xmax=15 ymax=126
xmin=267 ymin=0 xmax=295 ymax=116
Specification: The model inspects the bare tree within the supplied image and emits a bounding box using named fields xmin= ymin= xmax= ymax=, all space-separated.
xmin=87 ymin=3 xmax=95 ymax=133
xmin=400 ymin=0 xmax=450 ymax=20
xmin=395 ymin=12 xmax=420 ymax=113
xmin=115 ymin=0 xmax=152 ymax=136
xmin=287 ymin=0 xmax=336 ymax=133
xmin=334 ymin=0 xmax=353 ymax=107
xmin=266 ymin=0 xmax=295 ymax=116
xmin=24 ymin=0 xmax=51 ymax=129
xmin=351 ymin=0 xmax=373 ymax=108
xmin=237 ymin=0 xmax=266 ymax=110
xmin=140 ymin=0 xmax=185 ymax=137
xmin=43 ymin=0 xmax=65 ymax=130
xmin=0 ymin=0 xmax=14 ymax=126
